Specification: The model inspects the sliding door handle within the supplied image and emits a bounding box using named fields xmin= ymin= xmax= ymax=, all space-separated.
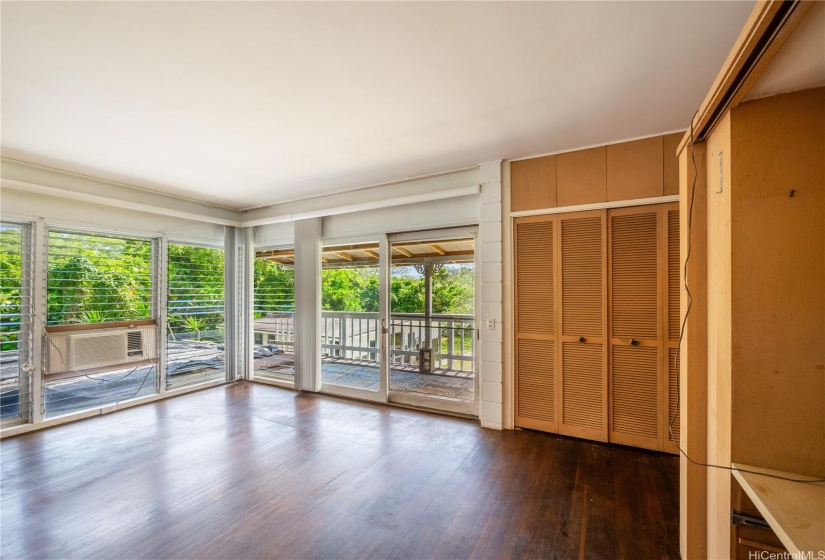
xmin=578 ymin=336 xmax=586 ymax=343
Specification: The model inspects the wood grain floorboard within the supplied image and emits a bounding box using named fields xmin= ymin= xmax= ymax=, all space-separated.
xmin=1 ymin=382 xmax=679 ymax=559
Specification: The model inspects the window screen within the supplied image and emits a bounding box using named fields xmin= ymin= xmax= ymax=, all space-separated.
xmin=1 ymin=222 xmax=33 ymax=425
xmin=47 ymin=230 xmax=153 ymax=325
xmin=44 ymin=230 xmax=157 ymax=417
xmin=166 ymin=243 xmax=225 ymax=388
xmin=252 ymin=250 xmax=295 ymax=382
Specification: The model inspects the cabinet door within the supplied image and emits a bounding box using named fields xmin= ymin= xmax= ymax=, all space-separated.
xmin=608 ymin=206 xmax=662 ymax=450
xmin=559 ymin=211 xmax=607 ymax=442
xmin=663 ymin=203 xmax=681 ymax=454
xmin=514 ymin=216 xmax=558 ymax=432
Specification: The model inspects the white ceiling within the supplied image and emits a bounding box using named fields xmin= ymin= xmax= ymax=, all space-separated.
xmin=1 ymin=1 xmax=754 ymax=210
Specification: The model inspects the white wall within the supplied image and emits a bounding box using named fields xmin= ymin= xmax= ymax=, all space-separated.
xmin=2 ymin=159 xmax=506 ymax=429
xmin=1 ymin=187 xmax=225 ymax=245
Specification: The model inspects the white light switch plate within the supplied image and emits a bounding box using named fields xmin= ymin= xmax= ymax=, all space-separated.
xmin=486 ymin=318 xmax=496 ymax=330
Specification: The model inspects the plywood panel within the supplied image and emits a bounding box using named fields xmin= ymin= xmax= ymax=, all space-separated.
xmin=606 ymin=137 xmax=664 ymax=201
xmin=667 ymin=347 xmax=680 ymax=445
xmin=511 ymin=156 xmax=557 ymax=212
xmin=663 ymin=133 xmax=682 ymax=195
xmin=729 ymin=87 xmax=825 ymax=477
xmin=557 ymin=147 xmax=606 ymax=206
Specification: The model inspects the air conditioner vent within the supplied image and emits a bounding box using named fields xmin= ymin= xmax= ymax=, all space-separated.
xmin=127 ymin=331 xmax=143 ymax=357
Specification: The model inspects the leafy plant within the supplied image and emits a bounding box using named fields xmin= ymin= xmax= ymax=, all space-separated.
xmin=182 ymin=316 xmax=207 ymax=339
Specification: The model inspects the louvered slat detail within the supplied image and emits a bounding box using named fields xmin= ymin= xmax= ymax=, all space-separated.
xmin=668 ymin=347 xmax=680 ymax=442
xmin=562 ymin=342 xmax=603 ymax=430
xmin=611 ymin=213 xmax=658 ymax=339
xmin=516 ymin=221 xmax=554 ymax=335
xmin=517 ymin=339 xmax=555 ymax=423
xmin=611 ymin=345 xmax=659 ymax=439
xmin=668 ymin=210 xmax=680 ymax=340
xmin=562 ymin=217 xmax=602 ymax=337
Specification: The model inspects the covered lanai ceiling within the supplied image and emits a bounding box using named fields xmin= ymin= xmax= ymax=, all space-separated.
xmin=258 ymin=238 xmax=475 ymax=268
xmin=1 ymin=1 xmax=754 ymax=210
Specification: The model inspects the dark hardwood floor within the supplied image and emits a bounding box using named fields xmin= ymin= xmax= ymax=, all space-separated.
xmin=0 ymin=383 xmax=679 ymax=560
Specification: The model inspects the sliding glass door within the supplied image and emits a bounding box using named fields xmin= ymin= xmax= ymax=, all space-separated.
xmin=315 ymin=230 xmax=478 ymax=414
xmin=387 ymin=230 xmax=477 ymax=415
xmin=319 ymin=238 xmax=386 ymax=400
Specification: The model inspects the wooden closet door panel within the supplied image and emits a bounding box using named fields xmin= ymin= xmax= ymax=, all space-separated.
xmin=514 ymin=216 xmax=558 ymax=432
xmin=559 ymin=211 xmax=607 ymax=442
xmin=515 ymin=219 xmax=555 ymax=337
xmin=516 ymin=339 xmax=556 ymax=430
xmin=612 ymin=345 xmax=660 ymax=445
xmin=608 ymin=206 xmax=663 ymax=450
xmin=664 ymin=204 xmax=681 ymax=454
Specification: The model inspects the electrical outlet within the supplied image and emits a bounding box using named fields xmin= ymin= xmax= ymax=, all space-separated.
xmin=486 ymin=318 xmax=496 ymax=330
xmin=101 ymin=405 xmax=117 ymax=414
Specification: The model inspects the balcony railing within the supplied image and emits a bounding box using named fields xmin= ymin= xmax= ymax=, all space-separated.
xmin=253 ymin=311 xmax=475 ymax=375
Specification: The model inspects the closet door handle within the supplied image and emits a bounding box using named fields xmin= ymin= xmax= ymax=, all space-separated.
xmin=578 ymin=336 xmax=586 ymax=343
xmin=630 ymin=339 xmax=639 ymax=346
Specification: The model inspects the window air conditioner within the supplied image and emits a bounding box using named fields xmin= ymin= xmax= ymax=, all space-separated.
xmin=69 ymin=330 xmax=144 ymax=370
xmin=45 ymin=326 xmax=157 ymax=374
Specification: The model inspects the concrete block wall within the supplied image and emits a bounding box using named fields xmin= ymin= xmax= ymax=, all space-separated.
xmin=477 ymin=162 xmax=503 ymax=429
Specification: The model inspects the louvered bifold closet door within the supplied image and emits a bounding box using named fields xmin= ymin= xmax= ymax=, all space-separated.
xmin=514 ymin=216 xmax=558 ymax=432
xmin=663 ymin=203 xmax=681 ymax=454
xmin=608 ymin=206 xmax=662 ymax=450
xmin=559 ymin=211 xmax=607 ymax=442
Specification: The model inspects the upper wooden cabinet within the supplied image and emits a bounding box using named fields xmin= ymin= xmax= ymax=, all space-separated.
xmin=662 ymin=133 xmax=682 ymax=195
xmin=510 ymin=134 xmax=681 ymax=211
xmin=511 ymin=156 xmax=557 ymax=212
xmin=606 ymin=137 xmax=663 ymax=201
xmin=557 ymin=147 xmax=606 ymax=207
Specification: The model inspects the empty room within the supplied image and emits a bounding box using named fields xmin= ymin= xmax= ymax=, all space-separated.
xmin=1 ymin=1 xmax=823 ymax=559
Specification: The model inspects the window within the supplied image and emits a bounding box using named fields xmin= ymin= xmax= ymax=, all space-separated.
xmin=252 ymin=248 xmax=295 ymax=383
xmin=166 ymin=243 xmax=225 ymax=389
xmin=0 ymin=222 xmax=33 ymax=425
xmin=44 ymin=230 xmax=157 ymax=417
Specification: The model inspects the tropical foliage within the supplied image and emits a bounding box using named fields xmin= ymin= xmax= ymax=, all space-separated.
xmin=46 ymin=231 xmax=153 ymax=325
xmin=167 ymin=244 xmax=225 ymax=340
xmin=1 ymin=224 xmax=475 ymax=352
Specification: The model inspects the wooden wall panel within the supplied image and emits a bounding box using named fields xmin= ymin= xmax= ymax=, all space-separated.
xmin=678 ymin=143 xmax=708 ymax=560
xmin=664 ymin=203 xmax=681 ymax=455
xmin=511 ymin=156 xmax=556 ymax=212
xmin=667 ymin=347 xmax=680 ymax=444
xmin=663 ymin=133 xmax=682 ymax=195
xmin=557 ymin=147 xmax=606 ymax=207
xmin=606 ymin=137 xmax=664 ymax=201
xmin=729 ymin=87 xmax=825 ymax=476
